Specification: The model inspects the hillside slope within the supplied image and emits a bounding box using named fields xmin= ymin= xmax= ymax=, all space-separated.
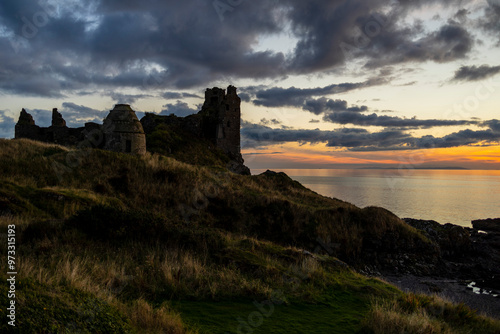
xmin=1 ymin=139 xmax=499 ymax=333
xmin=0 ymin=139 xmax=434 ymax=271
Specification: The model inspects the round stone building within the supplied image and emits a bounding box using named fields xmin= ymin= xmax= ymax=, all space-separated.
xmin=102 ymin=104 xmax=146 ymax=155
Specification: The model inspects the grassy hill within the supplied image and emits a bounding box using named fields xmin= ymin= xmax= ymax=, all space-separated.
xmin=1 ymin=139 xmax=499 ymax=333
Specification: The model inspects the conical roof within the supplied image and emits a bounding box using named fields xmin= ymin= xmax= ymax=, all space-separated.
xmin=103 ymin=104 xmax=144 ymax=134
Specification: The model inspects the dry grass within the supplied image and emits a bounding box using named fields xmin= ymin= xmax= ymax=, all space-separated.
xmin=366 ymin=299 xmax=452 ymax=334
xmin=1 ymin=139 xmax=432 ymax=264
xmin=9 ymin=241 xmax=197 ymax=333
xmin=364 ymin=294 xmax=500 ymax=334
xmin=7 ymin=228 xmax=275 ymax=301
xmin=119 ymin=299 xmax=196 ymax=334
xmin=0 ymin=138 xmax=69 ymax=156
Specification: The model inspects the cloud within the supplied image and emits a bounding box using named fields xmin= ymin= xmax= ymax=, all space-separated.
xmin=244 ymin=152 xmax=283 ymax=155
xmin=454 ymin=9 xmax=470 ymax=23
xmin=304 ymin=98 xmax=368 ymax=115
xmin=300 ymin=96 xmax=478 ymax=129
xmin=0 ymin=0 xmax=481 ymax=97
xmin=241 ymin=122 xmax=412 ymax=150
xmin=260 ymin=118 xmax=282 ymax=126
xmin=481 ymin=119 xmax=500 ymax=132
xmin=62 ymin=102 xmax=102 ymax=115
xmin=364 ymin=22 xmax=474 ymax=68
xmin=249 ymin=79 xmax=384 ymax=108
xmin=241 ymin=119 xmax=500 ymax=151
xmin=161 ymin=92 xmax=202 ymax=100
xmin=479 ymin=1 xmax=500 ymax=45
xmin=0 ymin=110 xmax=16 ymax=138
xmin=107 ymin=93 xmax=153 ymax=104
xmin=452 ymin=65 xmax=500 ymax=82
xmin=160 ymin=101 xmax=199 ymax=117
xmin=60 ymin=103 xmax=107 ymax=126
xmin=323 ymin=111 xmax=477 ymax=128
xmin=397 ymin=81 xmax=417 ymax=86
xmin=237 ymin=92 xmax=250 ymax=103
xmin=17 ymin=108 xmax=52 ymax=127
xmin=408 ymin=128 xmax=500 ymax=150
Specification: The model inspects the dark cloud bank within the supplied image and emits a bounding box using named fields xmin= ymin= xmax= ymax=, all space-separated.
xmin=452 ymin=65 xmax=500 ymax=82
xmin=241 ymin=120 xmax=500 ymax=152
xmin=0 ymin=0 xmax=494 ymax=96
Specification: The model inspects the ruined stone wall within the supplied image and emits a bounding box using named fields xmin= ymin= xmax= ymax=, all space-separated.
xmin=15 ymin=108 xmax=87 ymax=146
xmin=15 ymin=109 xmax=41 ymax=140
xmin=14 ymin=86 xmax=242 ymax=162
xmin=142 ymin=85 xmax=243 ymax=161
xmin=103 ymin=132 xmax=146 ymax=155
xmin=141 ymin=113 xmax=202 ymax=138
xmin=217 ymin=85 xmax=241 ymax=161
xmin=199 ymin=85 xmax=242 ymax=161
xmin=14 ymin=106 xmax=146 ymax=155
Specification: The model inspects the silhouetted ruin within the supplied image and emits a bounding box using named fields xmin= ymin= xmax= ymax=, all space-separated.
xmin=15 ymin=105 xmax=146 ymax=155
xmin=141 ymin=85 xmax=243 ymax=161
xmin=14 ymin=85 xmax=247 ymax=173
xmin=15 ymin=108 xmax=101 ymax=148
xmin=103 ymin=104 xmax=147 ymax=155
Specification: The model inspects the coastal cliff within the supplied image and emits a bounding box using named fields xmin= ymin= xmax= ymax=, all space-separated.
xmin=0 ymin=139 xmax=499 ymax=333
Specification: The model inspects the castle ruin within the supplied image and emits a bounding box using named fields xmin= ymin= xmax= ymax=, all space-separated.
xmin=14 ymin=85 xmax=247 ymax=173
xmin=15 ymin=108 xmax=100 ymax=147
xmin=15 ymin=105 xmax=146 ymax=155
xmin=203 ymin=85 xmax=241 ymax=159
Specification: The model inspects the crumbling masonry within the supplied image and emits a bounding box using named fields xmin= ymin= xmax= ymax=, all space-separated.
xmin=15 ymin=105 xmax=146 ymax=155
xmin=15 ymin=85 xmax=246 ymax=172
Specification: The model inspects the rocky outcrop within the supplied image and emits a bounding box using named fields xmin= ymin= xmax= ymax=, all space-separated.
xmin=383 ymin=219 xmax=500 ymax=319
xmin=357 ymin=217 xmax=500 ymax=285
xmin=472 ymin=218 xmax=500 ymax=233
xmin=403 ymin=219 xmax=472 ymax=258
xmin=400 ymin=218 xmax=500 ymax=282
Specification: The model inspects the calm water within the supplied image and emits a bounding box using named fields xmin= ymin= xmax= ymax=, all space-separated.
xmin=253 ymin=169 xmax=500 ymax=227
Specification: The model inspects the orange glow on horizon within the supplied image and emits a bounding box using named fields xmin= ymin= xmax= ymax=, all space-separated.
xmin=242 ymin=143 xmax=500 ymax=169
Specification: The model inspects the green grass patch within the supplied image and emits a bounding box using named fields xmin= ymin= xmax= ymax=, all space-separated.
xmin=173 ymin=297 xmax=367 ymax=334
xmin=0 ymin=276 xmax=131 ymax=333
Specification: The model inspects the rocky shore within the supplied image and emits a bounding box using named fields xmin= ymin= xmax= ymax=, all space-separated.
xmin=382 ymin=218 xmax=500 ymax=319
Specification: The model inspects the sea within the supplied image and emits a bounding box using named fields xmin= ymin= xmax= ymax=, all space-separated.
xmin=252 ymin=169 xmax=500 ymax=228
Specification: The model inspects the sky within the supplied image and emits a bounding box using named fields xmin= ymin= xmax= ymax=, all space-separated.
xmin=0 ymin=0 xmax=499 ymax=170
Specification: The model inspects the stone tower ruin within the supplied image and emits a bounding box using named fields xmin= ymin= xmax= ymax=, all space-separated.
xmin=200 ymin=85 xmax=241 ymax=160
